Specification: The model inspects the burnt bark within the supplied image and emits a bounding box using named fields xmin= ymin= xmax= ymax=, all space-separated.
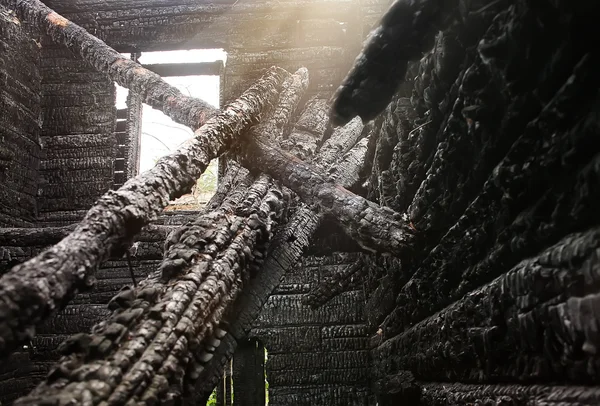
xmin=191 ymin=112 xmax=372 ymax=400
xmin=3 ymin=0 xmax=216 ymax=130
xmin=0 ymin=67 xmax=288 ymax=358
xmin=15 ymin=175 xmax=284 ymax=405
xmin=12 ymin=68 xmax=309 ymax=405
xmin=236 ymin=136 xmax=416 ymax=256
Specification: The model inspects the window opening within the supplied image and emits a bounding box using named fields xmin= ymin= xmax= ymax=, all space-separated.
xmin=138 ymin=49 xmax=226 ymax=210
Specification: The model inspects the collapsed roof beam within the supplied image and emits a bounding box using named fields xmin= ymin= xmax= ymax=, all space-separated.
xmin=0 ymin=67 xmax=288 ymax=358
xmin=14 ymin=68 xmax=309 ymax=406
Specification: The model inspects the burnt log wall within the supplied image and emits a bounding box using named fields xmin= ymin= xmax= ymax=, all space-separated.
xmin=250 ymin=252 xmax=372 ymax=405
xmin=356 ymin=0 xmax=600 ymax=404
xmin=36 ymin=42 xmax=117 ymax=226
xmin=0 ymin=5 xmax=42 ymax=227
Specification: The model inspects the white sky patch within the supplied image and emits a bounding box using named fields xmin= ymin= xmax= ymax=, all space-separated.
xmin=139 ymin=74 xmax=220 ymax=173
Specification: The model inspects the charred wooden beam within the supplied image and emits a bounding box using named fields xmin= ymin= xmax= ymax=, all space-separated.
xmin=4 ymin=0 xmax=216 ymax=130
xmin=0 ymin=67 xmax=288 ymax=358
xmin=16 ymin=176 xmax=284 ymax=406
xmin=236 ymin=136 xmax=416 ymax=256
xmin=12 ymin=69 xmax=309 ymax=405
xmin=192 ymin=114 xmax=372 ymax=400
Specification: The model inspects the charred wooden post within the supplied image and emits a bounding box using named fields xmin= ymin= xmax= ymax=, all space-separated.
xmin=3 ymin=0 xmax=216 ymax=130
xmin=232 ymin=339 xmax=267 ymax=406
xmin=0 ymin=67 xmax=288 ymax=358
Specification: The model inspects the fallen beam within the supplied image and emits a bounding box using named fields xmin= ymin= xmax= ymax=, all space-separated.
xmin=0 ymin=67 xmax=288 ymax=358
xmin=237 ymin=137 xmax=416 ymax=256
xmin=13 ymin=69 xmax=309 ymax=405
xmin=191 ymin=114 xmax=373 ymax=401
xmin=4 ymin=0 xmax=217 ymax=130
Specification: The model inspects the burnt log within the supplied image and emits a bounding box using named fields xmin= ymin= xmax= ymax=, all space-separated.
xmin=0 ymin=67 xmax=288 ymax=358
xmin=15 ymin=176 xmax=284 ymax=405
xmin=236 ymin=135 xmax=416 ymax=256
xmin=12 ymin=68 xmax=309 ymax=405
xmin=191 ymin=110 xmax=372 ymax=400
xmin=3 ymin=0 xmax=216 ymax=130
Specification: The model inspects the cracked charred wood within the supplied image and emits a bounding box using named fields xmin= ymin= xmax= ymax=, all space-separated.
xmin=3 ymin=0 xmax=216 ymax=130
xmin=12 ymin=68 xmax=309 ymax=406
xmin=16 ymin=176 xmax=284 ymax=406
xmin=236 ymin=137 xmax=416 ymax=256
xmin=419 ymin=382 xmax=600 ymax=405
xmin=0 ymin=67 xmax=288 ymax=358
xmin=382 ymin=51 xmax=600 ymax=338
xmin=374 ymin=228 xmax=600 ymax=386
xmin=192 ymin=119 xmax=373 ymax=400
xmin=329 ymin=0 xmax=462 ymax=126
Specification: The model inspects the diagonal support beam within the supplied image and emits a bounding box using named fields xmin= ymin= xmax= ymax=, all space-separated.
xmin=3 ymin=0 xmax=217 ymax=130
xmin=236 ymin=138 xmax=416 ymax=256
xmin=0 ymin=67 xmax=288 ymax=358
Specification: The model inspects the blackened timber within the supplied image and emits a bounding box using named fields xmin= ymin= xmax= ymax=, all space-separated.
xmin=0 ymin=67 xmax=288 ymax=358
xmin=16 ymin=176 xmax=284 ymax=406
xmin=193 ymin=113 xmax=371 ymax=400
xmin=236 ymin=138 xmax=416 ymax=256
xmin=143 ymin=61 xmax=224 ymax=78
xmin=12 ymin=69 xmax=308 ymax=405
xmin=4 ymin=0 xmax=216 ymax=130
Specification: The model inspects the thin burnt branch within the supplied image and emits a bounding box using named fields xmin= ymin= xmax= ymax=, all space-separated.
xmin=0 ymin=67 xmax=288 ymax=358
xmin=4 ymin=0 xmax=216 ymax=129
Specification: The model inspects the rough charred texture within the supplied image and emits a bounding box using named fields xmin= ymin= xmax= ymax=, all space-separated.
xmin=237 ymin=136 xmax=416 ymax=255
xmin=4 ymin=0 xmax=217 ymax=130
xmin=419 ymin=382 xmax=600 ymax=406
xmin=0 ymin=5 xmax=42 ymax=227
xmin=374 ymin=228 xmax=600 ymax=387
xmin=11 ymin=67 xmax=308 ymax=406
xmin=0 ymin=67 xmax=287 ymax=358
xmin=193 ymin=113 xmax=373 ymax=405
xmin=16 ymin=175 xmax=284 ymax=405
xmin=329 ymin=0 xmax=600 ymax=403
